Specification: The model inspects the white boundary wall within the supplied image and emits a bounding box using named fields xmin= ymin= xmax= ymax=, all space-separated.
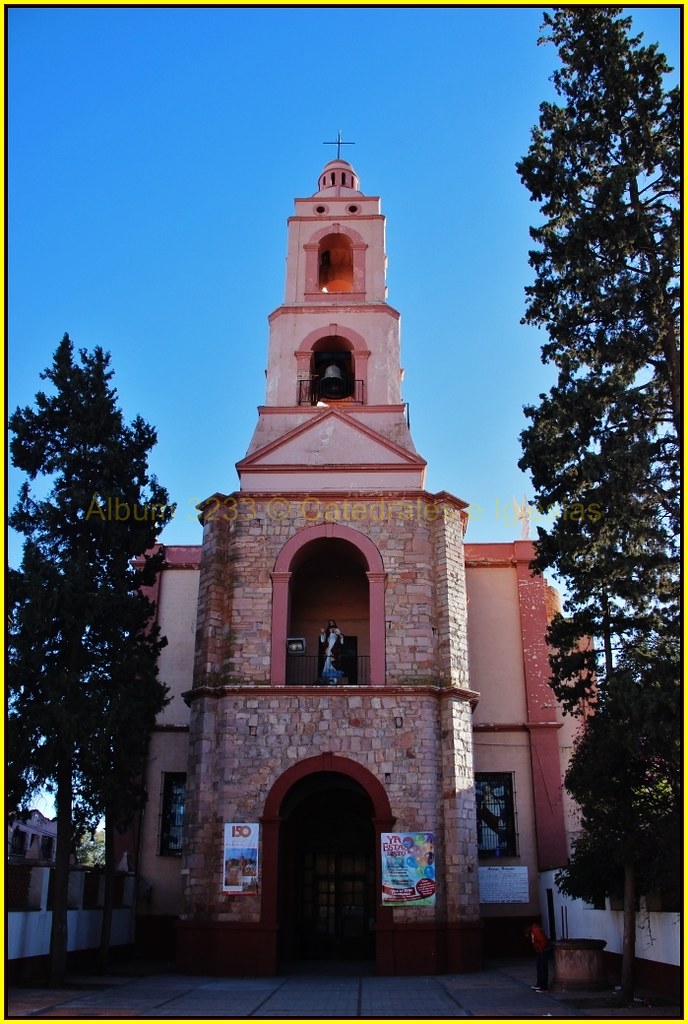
xmin=539 ymin=869 xmax=680 ymax=968
xmin=7 ymin=865 xmax=135 ymax=961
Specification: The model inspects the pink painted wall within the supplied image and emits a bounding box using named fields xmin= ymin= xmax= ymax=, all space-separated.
xmin=155 ymin=549 xmax=200 ymax=727
xmin=137 ymin=547 xmax=200 ymax=917
xmin=465 ymin=563 xmax=528 ymax=724
xmin=465 ymin=542 xmax=569 ymax=872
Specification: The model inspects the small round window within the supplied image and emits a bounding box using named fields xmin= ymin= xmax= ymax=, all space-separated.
xmin=314 ymin=205 xmax=328 ymax=215
xmin=347 ymin=205 xmax=359 ymax=214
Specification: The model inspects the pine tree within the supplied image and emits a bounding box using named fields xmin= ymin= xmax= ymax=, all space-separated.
xmin=8 ymin=334 xmax=173 ymax=984
xmin=516 ymin=9 xmax=680 ymax=1003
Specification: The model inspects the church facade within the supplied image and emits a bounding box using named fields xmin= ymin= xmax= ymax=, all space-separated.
xmin=133 ymin=158 xmax=575 ymax=976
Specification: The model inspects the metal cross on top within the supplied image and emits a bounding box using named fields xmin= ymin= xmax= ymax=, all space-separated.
xmin=323 ymin=130 xmax=355 ymax=159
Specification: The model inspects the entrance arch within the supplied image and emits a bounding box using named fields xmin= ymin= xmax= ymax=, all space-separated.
xmin=261 ymin=755 xmax=395 ymax=969
xmin=270 ymin=524 xmax=386 ymax=685
xmin=280 ymin=773 xmax=375 ymax=962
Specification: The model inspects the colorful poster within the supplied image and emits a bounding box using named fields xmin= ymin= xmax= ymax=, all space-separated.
xmin=222 ymin=823 xmax=259 ymax=894
xmin=381 ymin=832 xmax=436 ymax=906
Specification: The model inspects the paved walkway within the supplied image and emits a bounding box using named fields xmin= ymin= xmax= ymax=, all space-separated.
xmin=6 ymin=959 xmax=680 ymax=1020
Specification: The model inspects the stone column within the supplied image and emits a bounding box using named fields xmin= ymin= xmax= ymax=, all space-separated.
xmin=269 ymin=571 xmax=292 ymax=686
xmin=367 ymin=571 xmax=386 ymax=685
xmin=193 ymin=507 xmax=232 ymax=686
xmin=434 ymin=512 xmax=469 ymax=687
xmin=438 ymin=692 xmax=482 ymax=971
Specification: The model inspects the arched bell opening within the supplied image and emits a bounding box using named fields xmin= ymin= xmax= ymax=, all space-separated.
xmin=277 ymin=771 xmax=376 ymax=967
xmin=295 ymin=327 xmax=369 ymax=407
xmin=318 ymin=233 xmax=353 ymax=293
xmin=312 ymin=335 xmax=354 ymax=402
xmin=286 ymin=538 xmax=370 ymax=685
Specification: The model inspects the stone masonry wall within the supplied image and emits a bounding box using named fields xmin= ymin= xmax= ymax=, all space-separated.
xmin=439 ymin=698 xmax=480 ymax=920
xmin=192 ymin=492 xmax=469 ymax=686
xmin=433 ymin=509 xmax=470 ymax=687
xmin=193 ymin=511 xmax=235 ymax=684
xmin=181 ymin=688 xmax=478 ymax=925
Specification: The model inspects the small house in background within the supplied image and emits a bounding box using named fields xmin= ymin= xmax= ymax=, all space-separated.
xmin=8 ymin=809 xmax=57 ymax=864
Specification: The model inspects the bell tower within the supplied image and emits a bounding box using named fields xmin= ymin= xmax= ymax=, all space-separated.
xmin=181 ymin=156 xmax=482 ymax=978
xmin=237 ymin=157 xmax=426 ymax=494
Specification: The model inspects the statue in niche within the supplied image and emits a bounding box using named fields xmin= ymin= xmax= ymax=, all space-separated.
xmin=320 ymin=619 xmax=344 ymax=682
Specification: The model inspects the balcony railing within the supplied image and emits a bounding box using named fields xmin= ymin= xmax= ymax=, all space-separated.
xmin=286 ymin=654 xmax=370 ymax=686
xmin=297 ymin=378 xmax=365 ymax=406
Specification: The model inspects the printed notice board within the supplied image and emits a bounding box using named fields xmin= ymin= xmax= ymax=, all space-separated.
xmin=478 ymin=865 xmax=529 ymax=903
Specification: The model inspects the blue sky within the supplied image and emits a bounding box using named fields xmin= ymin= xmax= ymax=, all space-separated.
xmin=7 ymin=4 xmax=681 ymax=569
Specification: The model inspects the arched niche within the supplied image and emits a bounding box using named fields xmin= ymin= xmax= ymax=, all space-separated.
xmin=318 ymin=233 xmax=353 ymax=292
xmin=270 ymin=525 xmax=386 ymax=686
xmin=303 ymin=224 xmax=367 ymax=299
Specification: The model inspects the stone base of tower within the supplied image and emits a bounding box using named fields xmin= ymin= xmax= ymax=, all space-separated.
xmin=178 ymin=686 xmax=482 ymax=979
xmin=176 ymin=920 xmax=279 ymax=977
xmin=175 ymin=919 xmax=483 ymax=977
xmin=376 ymin=920 xmax=483 ymax=975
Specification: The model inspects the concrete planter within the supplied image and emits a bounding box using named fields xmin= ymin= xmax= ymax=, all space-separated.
xmin=552 ymin=938 xmax=608 ymax=991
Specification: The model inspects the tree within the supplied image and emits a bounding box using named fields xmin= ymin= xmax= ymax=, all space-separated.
xmin=516 ymin=8 xmax=680 ymax=1003
xmin=78 ymin=587 xmax=171 ymax=967
xmin=76 ymin=828 xmax=106 ymax=867
xmin=8 ymin=334 xmax=173 ymax=985
xmin=558 ymin=686 xmax=680 ymax=1001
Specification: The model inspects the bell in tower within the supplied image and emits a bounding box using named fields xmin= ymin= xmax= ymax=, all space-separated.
xmin=318 ymin=362 xmax=347 ymax=399
xmin=309 ymin=348 xmax=354 ymax=403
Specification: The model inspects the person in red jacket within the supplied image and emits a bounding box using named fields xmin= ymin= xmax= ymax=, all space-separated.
xmin=525 ymin=922 xmax=552 ymax=992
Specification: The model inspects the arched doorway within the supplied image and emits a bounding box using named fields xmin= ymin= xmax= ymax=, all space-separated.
xmin=278 ymin=772 xmax=375 ymax=964
xmin=262 ymin=754 xmax=395 ymax=971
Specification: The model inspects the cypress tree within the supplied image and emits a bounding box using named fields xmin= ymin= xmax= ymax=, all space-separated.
xmin=516 ymin=9 xmax=680 ymax=1003
xmin=8 ymin=335 xmax=173 ymax=984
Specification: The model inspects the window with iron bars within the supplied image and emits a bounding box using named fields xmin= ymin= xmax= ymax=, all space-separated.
xmin=475 ymin=772 xmax=518 ymax=858
xmin=159 ymin=773 xmax=186 ymax=857
xmin=10 ymin=828 xmax=27 ymax=856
